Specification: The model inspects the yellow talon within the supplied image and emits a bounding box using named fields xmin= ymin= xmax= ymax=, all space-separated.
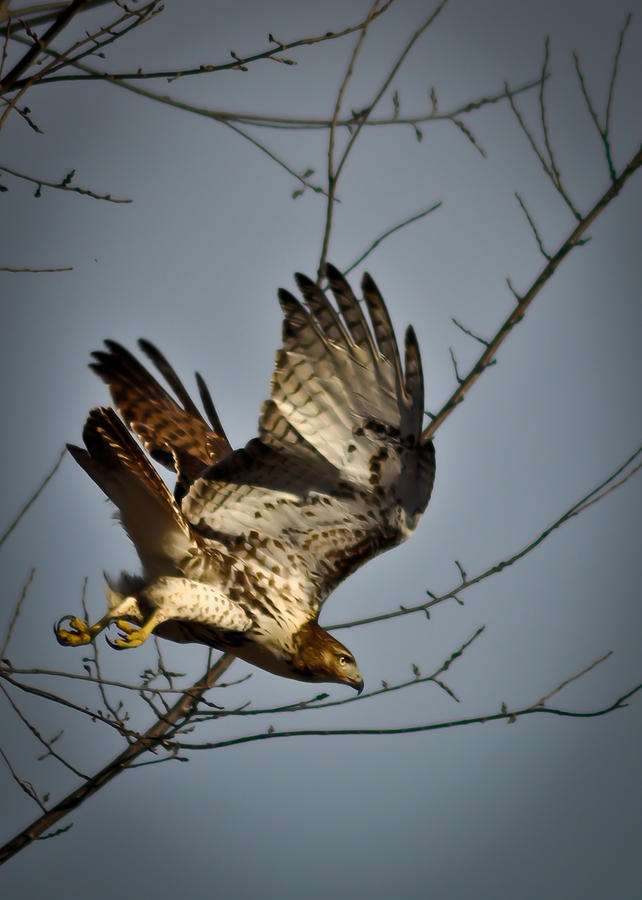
xmin=55 ymin=615 xmax=97 ymax=646
xmin=115 ymin=618 xmax=140 ymax=635
xmin=107 ymin=613 xmax=161 ymax=650
xmin=55 ymin=596 xmax=158 ymax=651
xmin=55 ymin=609 xmax=121 ymax=647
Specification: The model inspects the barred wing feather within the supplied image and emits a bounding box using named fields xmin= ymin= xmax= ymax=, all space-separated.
xmin=183 ymin=265 xmax=435 ymax=610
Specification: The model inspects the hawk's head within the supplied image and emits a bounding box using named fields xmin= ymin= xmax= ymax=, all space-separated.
xmin=293 ymin=621 xmax=363 ymax=693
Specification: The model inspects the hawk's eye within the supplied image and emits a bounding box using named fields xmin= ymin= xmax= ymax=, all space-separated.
xmin=338 ymin=655 xmax=351 ymax=666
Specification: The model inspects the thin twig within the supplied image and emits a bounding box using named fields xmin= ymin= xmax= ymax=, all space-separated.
xmin=0 ymin=9 xmax=10 ymax=78
xmin=8 ymin=1 xmax=397 ymax=87
xmin=449 ymin=116 xmax=486 ymax=157
xmin=515 ymin=192 xmax=551 ymax=259
xmin=186 ymin=627 xmax=486 ymax=724
xmin=126 ymin=755 xmax=189 ymax=768
xmin=79 ymin=578 xmax=131 ymax=733
xmin=0 ymin=448 xmax=65 ymax=550
xmin=572 ymin=53 xmax=614 ymax=181
xmin=0 ymin=745 xmax=46 ymax=812
xmin=319 ymin=0 xmax=450 ymax=277
xmin=1 ymin=568 xmax=35 ymax=657
xmin=605 ymin=13 xmax=632 ymax=144
xmin=0 ymin=683 xmax=89 ymax=779
xmin=532 ymin=651 xmax=613 ymax=708
xmin=23 ymin=1 xmax=161 ymax=85
xmin=334 ymin=0 xmax=450 ymax=186
xmin=0 ymin=3 xmax=156 ymax=129
xmin=451 ymin=318 xmax=489 ymax=347
xmin=344 ymin=202 xmax=442 ymax=274
xmin=0 ymin=662 xmax=247 ymax=695
xmin=0 ymin=671 xmax=141 ymax=738
xmin=448 ymin=346 xmax=463 ymax=383
xmin=538 ymin=37 xmax=563 ymax=194
xmin=505 ymin=55 xmax=581 ymax=220
xmin=573 ymin=16 xmax=632 ymax=185
xmin=318 ymin=0 xmax=380 ymax=279
xmin=0 ymin=0 xmax=88 ymax=92
xmin=1 ymin=2 xmax=112 ymax=33
xmin=0 ymin=265 xmax=73 ymax=272
xmin=114 ymin=76 xmax=542 ymax=133
xmin=0 ymin=164 xmax=132 ymax=202
xmin=174 ymin=682 xmax=642 ymax=752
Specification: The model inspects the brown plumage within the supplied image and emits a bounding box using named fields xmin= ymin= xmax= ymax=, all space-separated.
xmin=56 ymin=264 xmax=436 ymax=693
xmin=90 ymin=339 xmax=230 ymax=494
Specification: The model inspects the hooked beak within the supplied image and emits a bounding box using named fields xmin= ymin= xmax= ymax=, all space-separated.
xmin=353 ymin=676 xmax=364 ymax=695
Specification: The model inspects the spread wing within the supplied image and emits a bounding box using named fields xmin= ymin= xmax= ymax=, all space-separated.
xmin=184 ymin=264 xmax=436 ymax=615
xmin=90 ymin=339 xmax=231 ymax=495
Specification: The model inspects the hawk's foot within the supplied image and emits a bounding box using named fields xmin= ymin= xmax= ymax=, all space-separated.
xmin=55 ymin=615 xmax=103 ymax=646
xmin=105 ymin=613 xmax=160 ymax=650
xmin=55 ymin=593 xmax=141 ymax=649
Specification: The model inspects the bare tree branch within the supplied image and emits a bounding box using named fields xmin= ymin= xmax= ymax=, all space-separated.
xmin=98 ymin=77 xmax=541 ymax=132
xmin=4 ymin=1 xmax=397 ymax=87
xmin=318 ymin=0 xmax=381 ymax=279
xmin=0 ymin=652 xmax=234 ymax=865
xmin=505 ymin=43 xmax=582 ymax=220
xmin=171 ymin=627 xmax=486 ymax=726
xmin=330 ymin=444 xmax=642 ymax=630
xmin=0 ymin=0 xmax=88 ymax=91
xmin=0 ymin=4 xmax=639 ymax=872
xmin=422 ymin=143 xmax=642 ymax=440
xmin=174 ymin=676 xmax=642 ymax=752
xmin=0 ymin=2 xmax=111 ymax=31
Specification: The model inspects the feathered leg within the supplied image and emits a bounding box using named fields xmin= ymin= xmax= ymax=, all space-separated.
xmin=55 ymin=576 xmax=252 ymax=650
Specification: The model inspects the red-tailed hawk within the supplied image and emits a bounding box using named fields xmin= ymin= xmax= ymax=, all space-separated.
xmin=56 ymin=265 xmax=436 ymax=691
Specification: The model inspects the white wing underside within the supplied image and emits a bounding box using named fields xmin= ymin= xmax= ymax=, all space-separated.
xmin=183 ymin=267 xmax=435 ymax=614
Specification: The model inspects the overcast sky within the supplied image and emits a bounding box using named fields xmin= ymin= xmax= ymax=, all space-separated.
xmin=1 ymin=1 xmax=640 ymax=897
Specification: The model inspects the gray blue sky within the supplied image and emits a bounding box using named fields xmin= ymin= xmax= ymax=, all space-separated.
xmin=1 ymin=2 xmax=640 ymax=897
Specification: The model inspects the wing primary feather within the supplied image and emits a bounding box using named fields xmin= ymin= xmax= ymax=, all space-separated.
xmin=195 ymin=371 xmax=228 ymax=442
xmin=325 ymin=263 xmax=378 ymax=362
xmin=90 ymin=340 xmax=178 ymax=469
xmin=138 ymin=338 xmax=202 ymax=418
xmin=278 ymin=288 xmax=328 ymax=352
xmin=361 ymin=271 xmax=406 ymax=400
xmin=90 ymin=339 xmax=231 ymax=489
xmin=91 ymin=340 xmax=169 ymax=406
xmin=404 ymin=325 xmax=424 ymax=428
xmin=294 ymin=272 xmax=351 ymax=349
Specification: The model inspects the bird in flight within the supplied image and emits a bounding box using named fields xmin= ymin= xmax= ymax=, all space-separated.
xmin=56 ymin=264 xmax=436 ymax=692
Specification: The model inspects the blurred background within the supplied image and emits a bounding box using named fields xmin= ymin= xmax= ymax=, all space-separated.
xmin=1 ymin=1 xmax=640 ymax=897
